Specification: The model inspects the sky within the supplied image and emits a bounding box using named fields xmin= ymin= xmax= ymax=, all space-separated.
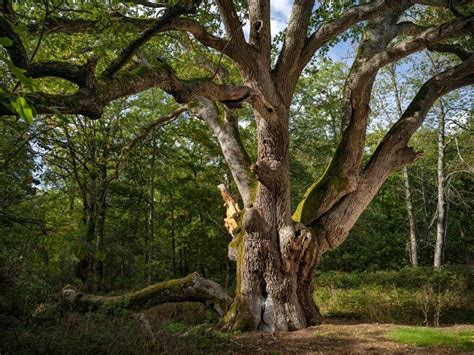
xmin=243 ymin=0 xmax=355 ymax=63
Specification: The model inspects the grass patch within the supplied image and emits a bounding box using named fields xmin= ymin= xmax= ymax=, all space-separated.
xmin=387 ymin=327 xmax=474 ymax=350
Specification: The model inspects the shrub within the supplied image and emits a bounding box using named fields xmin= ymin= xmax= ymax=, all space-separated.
xmin=314 ymin=267 xmax=474 ymax=325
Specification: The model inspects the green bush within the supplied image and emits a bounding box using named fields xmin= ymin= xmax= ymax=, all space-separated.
xmin=0 ymin=303 xmax=228 ymax=354
xmin=314 ymin=267 xmax=474 ymax=325
xmin=314 ymin=266 xmax=473 ymax=290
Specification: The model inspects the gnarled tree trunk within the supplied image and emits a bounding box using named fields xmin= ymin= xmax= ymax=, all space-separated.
xmin=218 ymin=103 xmax=326 ymax=331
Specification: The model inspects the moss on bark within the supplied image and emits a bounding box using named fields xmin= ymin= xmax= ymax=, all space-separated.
xmin=36 ymin=273 xmax=232 ymax=318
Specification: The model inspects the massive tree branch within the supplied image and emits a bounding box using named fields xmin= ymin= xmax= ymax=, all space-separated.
xmin=102 ymin=3 xmax=197 ymax=77
xmin=396 ymin=21 xmax=429 ymax=36
xmin=366 ymin=15 xmax=473 ymax=70
xmin=364 ymin=55 xmax=474 ymax=179
xmin=248 ymin=0 xmax=271 ymax=64
xmin=294 ymin=12 xmax=472 ymax=226
xmin=0 ymin=61 xmax=251 ymax=118
xmin=293 ymin=10 xmax=407 ymax=225
xmin=215 ymin=0 xmax=246 ymax=45
xmin=196 ymin=98 xmax=254 ymax=205
xmin=411 ymin=0 xmax=471 ymax=8
xmin=124 ymin=0 xmax=170 ymax=8
xmin=427 ymin=43 xmax=471 ymax=61
xmin=28 ymin=15 xmax=152 ymax=34
xmin=214 ymin=0 xmax=258 ymax=71
xmin=273 ymin=0 xmax=315 ymax=104
xmin=299 ymin=1 xmax=403 ymax=73
xmin=315 ymin=56 xmax=474 ymax=253
xmin=28 ymin=15 xmax=243 ymax=66
xmin=26 ymin=58 xmax=98 ymax=88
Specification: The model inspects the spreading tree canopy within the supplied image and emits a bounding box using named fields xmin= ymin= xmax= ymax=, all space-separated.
xmin=1 ymin=0 xmax=473 ymax=332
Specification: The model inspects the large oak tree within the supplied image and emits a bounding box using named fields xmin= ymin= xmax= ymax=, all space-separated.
xmin=1 ymin=0 xmax=473 ymax=331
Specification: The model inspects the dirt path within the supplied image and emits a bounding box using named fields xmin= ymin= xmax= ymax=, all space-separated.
xmin=231 ymin=320 xmax=474 ymax=354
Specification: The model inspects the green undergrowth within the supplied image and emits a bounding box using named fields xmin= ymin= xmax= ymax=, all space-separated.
xmin=387 ymin=327 xmax=474 ymax=350
xmin=0 ymin=302 xmax=242 ymax=354
xmin=314 ymin=266 xmax=474 ymax=325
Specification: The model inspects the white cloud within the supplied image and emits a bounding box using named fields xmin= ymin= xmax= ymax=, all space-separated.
xmin=271 ymin=0 xmax=293 ymax=22
xmin=270 ymin=18 xmax=287 ymax=36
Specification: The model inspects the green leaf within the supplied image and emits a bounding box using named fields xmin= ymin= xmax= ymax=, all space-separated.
xmin=5 ymin=59 xmax=35 ymax=88
xmin=12 ymin=97 xmax=34 ymax=125
xmin=0 ymin=37 xmax=13 ymax=47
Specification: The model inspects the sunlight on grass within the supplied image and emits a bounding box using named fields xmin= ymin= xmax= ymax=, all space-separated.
xmin=387 ymin=327 xmax=474 ymax=350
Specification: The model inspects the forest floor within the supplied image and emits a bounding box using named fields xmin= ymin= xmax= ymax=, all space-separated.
xmin=2 ymin=313 xmax=474 ymax=353
xmin=232 ymin=319 xmax=474 ymax=353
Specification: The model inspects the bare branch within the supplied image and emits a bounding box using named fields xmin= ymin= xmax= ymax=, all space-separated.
xmin=299 ymin=1 xmax=403 ymax=72
xmin=109 ymin=105 xmax=188 ymax=182
xmin=0 ymin=15 xmax=29 ymax=68
xmin=103 ymin=4 xmax=197 ymax=77
xmin=367 ymin=15 xmax=473 ymax=70
xmin=196 ymin=98 xmax=254 ymax=205
xmin=427 ymin=43 xmax=471 ymax=61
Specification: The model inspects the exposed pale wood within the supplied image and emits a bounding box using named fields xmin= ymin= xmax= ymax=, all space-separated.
xmin=218 ymin=184 xmax=241 ymax=237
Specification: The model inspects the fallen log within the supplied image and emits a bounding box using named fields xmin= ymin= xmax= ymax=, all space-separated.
xmin=34 ymin=273 xmax=232 ymax=319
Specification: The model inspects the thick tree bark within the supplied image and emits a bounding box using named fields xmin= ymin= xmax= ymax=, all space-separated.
xmin=219 ymin=105 xmax=322 ymax=332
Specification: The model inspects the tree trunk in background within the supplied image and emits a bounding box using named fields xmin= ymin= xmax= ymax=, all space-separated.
xmin=389 ymin=64 xmax=418 ymax=267
xmin=96 ymin=197 xmax=106 ymax=287
xmin=95 ymin=160 xmax=108 ymax=289
xmin=170 ymin=194 xmax=177 ymax=277
xmin=74 ymin=167 xmax=98 ymax=292
xmin=434 ymin=104 xmax=447 ymax=269
xmin=403 ymin=167 xmax=418 ymax=267
xmin=147 ymin=139 xmax=157 ymax=285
